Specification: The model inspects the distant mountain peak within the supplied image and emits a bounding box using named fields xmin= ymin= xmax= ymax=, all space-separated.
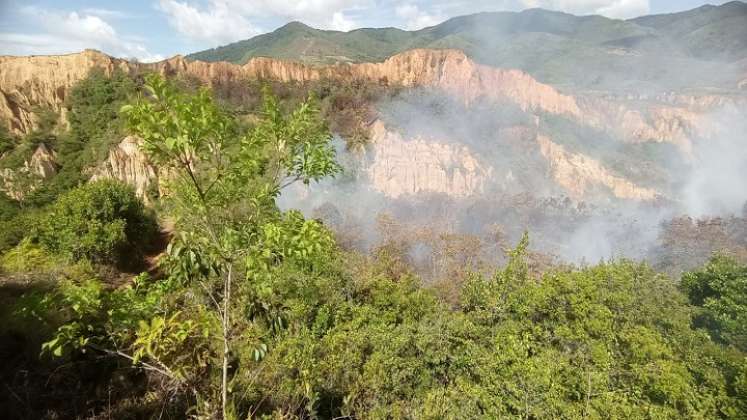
xmin=278 ymin=21 xmax=314 ymax=31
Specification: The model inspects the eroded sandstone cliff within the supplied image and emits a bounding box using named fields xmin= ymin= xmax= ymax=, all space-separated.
xmin=0 ymin=143 xmax=58 ymax=199
xmin=0 ymin=50 xmax=130 ymax=134
xmin=90 ymin=136 xmax=159 ymax=201
xmin=365 ymin=120 xmax=493 ymax=198
xmin=536 ymin=135 xmax=657 ymax=201
xmin=2 ymin=48 xmax=725 ymax=151
xmin=0 ymin=48 xmax=740 ymax=204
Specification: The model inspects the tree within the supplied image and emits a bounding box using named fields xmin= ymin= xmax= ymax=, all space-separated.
xmin=35 ymin=179 xmax=157 ymax=266
xmin=122 ymin=74 xmax=340 ymax=418
xmin=682 ymin=254 xmax=747 ymax=351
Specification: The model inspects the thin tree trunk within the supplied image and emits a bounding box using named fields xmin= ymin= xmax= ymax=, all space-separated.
xmin=222 ymin=262 xmax=233 ymax=419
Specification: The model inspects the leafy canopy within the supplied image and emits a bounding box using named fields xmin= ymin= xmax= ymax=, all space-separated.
xmin=682 ymin=254 xmax=747 ymax=351
xmin=36 ymin=179 xmax=156 ymax=265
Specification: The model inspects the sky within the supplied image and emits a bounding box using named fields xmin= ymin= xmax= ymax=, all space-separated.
xmin=0 ymin=0 xmax=735 ymax=62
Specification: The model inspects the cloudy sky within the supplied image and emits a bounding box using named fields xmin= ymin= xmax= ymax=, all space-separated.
xmin=0 ymin=0 xmax=733 ymax=61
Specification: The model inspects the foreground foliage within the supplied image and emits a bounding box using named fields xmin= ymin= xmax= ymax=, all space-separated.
xmin=1 ymin=74 xmax=745 ymax=419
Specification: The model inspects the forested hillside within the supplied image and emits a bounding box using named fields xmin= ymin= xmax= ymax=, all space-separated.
xmin=187 ymin=2 xmax=747 ymax=90
xmin=0 ymin=69 xmax=746 ymax=419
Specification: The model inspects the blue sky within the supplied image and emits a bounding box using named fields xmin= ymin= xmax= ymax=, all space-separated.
xmin=0 ymin=0 xmax=735 ymax=61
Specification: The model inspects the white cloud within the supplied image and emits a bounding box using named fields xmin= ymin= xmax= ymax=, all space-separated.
xmin=158 ymin=0 xmax=368 ymax=43
xmin=153 ymin=0 xmax=650 ymax=49
xmin=0 ymin=7 xmax=163 ymax=62
xmin=157 ymin=0 xmax=260 ymax=45
xmin=395 ymin=4 xmax=445 ymax=30
xmin=331 ymin=11 xmax=357 ymax=31
xmin=81 ymin=8 xmax=133 ymax=19
xmin=219 ymin=0 xmax=367 ymax=21
xmin=596 ymin=0 xmax=650 ymax=19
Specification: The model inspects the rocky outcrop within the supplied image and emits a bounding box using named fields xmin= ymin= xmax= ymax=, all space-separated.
xmin=0 ymin=143 xmax=58 ymax=200
xmin=0 ymin=50 xmax=131 ymax=134
xmin=350 ymin=50 xmax=583 ymax=117
xmin=90 ymin=136 xmax=159 ymax=201
xmin=145 ymin=50 xmax=584 ymax=117
xmin=536 ymin=135 xmax=657 ymax=201
xmin=28 ymin=143 xmax=58 ymax=179
xmin=0 ymin=49 xmax=583 ymax=135
xmin=0 ymin=48 xmax=734 ymax=155
xmin=365 ymin=120 xmax=492 ymax=198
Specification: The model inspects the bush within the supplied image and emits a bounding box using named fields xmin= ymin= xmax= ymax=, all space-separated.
xmin=0 ymin=203 xmax=43 ymax=253
xmin=0 ymin=123 xmax=15 ymax=156
xmin=36 ymin=180 xmax=157 ymax=266
xmin=682 ymin=255 xmax=747 ymax=351
xmin=0 ymin=238 xmax=66 ymax=274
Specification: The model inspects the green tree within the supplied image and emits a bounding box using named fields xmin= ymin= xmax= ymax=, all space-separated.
xmin=682 ymin=255 xmax=747 ymax=351
xmin=36 ymin=179 xmax=156 ymax=266
xmin=122 ymin=74 xmax=340 ymax=418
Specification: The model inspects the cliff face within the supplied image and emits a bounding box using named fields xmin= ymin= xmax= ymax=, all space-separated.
xmin=145 ymin=50 xmax=583 ymax=117
xmin=365 ymin=120 xmax=492 ymax=198
xmin=90 ymin=136 xmax=159 ymax=201
xmin=0 ymin=50 xmax=131 ymax=134
xmin=536 ymin=135 xmax=658 ymax=201
xmin=0 ymin=143 xmax=58 ymax=200
xmin=357 ymin=120 xmax=658 ymax=203
xmin=0 ymin=48 xmax=696 ymax=140
xmin=0 ymin=48 xmax=740 ymax=204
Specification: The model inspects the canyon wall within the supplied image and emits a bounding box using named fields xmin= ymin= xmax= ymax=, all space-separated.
xmin=536 ymin=135 xmax=658 ymax=201
xmin=1 ymin=48 xmax=733 ymax=151
xmin=0 ymin=143 xmax=58 ymax=200
xmin=0 ymin=50 xmax=131 ymax=134
xmin=90 ymin=136 xmax=160 ymax=202
xmin=1 ymin=48 xmax=742 ymax=204
xmin=365 ymin=120 xmax=492 ymax=198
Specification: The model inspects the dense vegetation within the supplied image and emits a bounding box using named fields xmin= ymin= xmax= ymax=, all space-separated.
xmin=36 ymin=180 xmax=157 ymax=267
xmin=0 ymin=72 xmax=746 ymax=419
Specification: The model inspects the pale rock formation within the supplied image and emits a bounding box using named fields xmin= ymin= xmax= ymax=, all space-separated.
xmin=28 ymin=143 xmax=58 ymax=179
xmin=0 ymin=50 xmax=130 ymax=134
xmin=580 ymin=97 xmax=709 ymax=155
xmin=536 ymin=135 xmax=657 ymax=201
xmin=90 ymin=136 xmax=159 ymax=201
xmin=0 ymin=48 xmax=733 ymax=156
xmin=0 ymin=143 xmax=57 ymax=199
xmin=0 ymin=49 xmax=582 ymax=135
xmin=350 ymin=50 xmax=583 ymax=117
xmin=365 ymin=120 xmax=492 ymax=198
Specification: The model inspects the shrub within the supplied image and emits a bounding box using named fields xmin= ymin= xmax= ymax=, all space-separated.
xmin=36 ymin=180 xmax=157 ymax=266
xmin=0 ymin=203 xmax=43 ymax=253
xmin=682 ymin=254 xmax=747 ymax=351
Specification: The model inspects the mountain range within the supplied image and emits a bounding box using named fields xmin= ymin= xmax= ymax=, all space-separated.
xmin=187 ymin=1 xmax=747 ymax=91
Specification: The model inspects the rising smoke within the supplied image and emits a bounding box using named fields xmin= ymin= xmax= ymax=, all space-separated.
xmin=280 ymin=86 xmax=747 ymax=276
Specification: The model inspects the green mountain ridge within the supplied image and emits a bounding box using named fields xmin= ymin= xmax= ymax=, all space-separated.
xmin=187 ymin=2 xmax=747 ymax=90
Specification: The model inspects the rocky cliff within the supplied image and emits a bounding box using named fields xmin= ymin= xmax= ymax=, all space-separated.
xmin=2 ymin=48 xmax=727 ymax=150
xmin=0 ymin=48 xmax=741 ymax=205
xmin=365 ymin=120 xmax=492 ymax=198
xmin=536 ymin=135 xmax=658 ymax=201
xmin=0 ymin=50 xmax=131 ymax=134
xmin=90 ymin=136 xmax=159 ymax=201
xmin=0 ymin=143 xmax=58 ymax=200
